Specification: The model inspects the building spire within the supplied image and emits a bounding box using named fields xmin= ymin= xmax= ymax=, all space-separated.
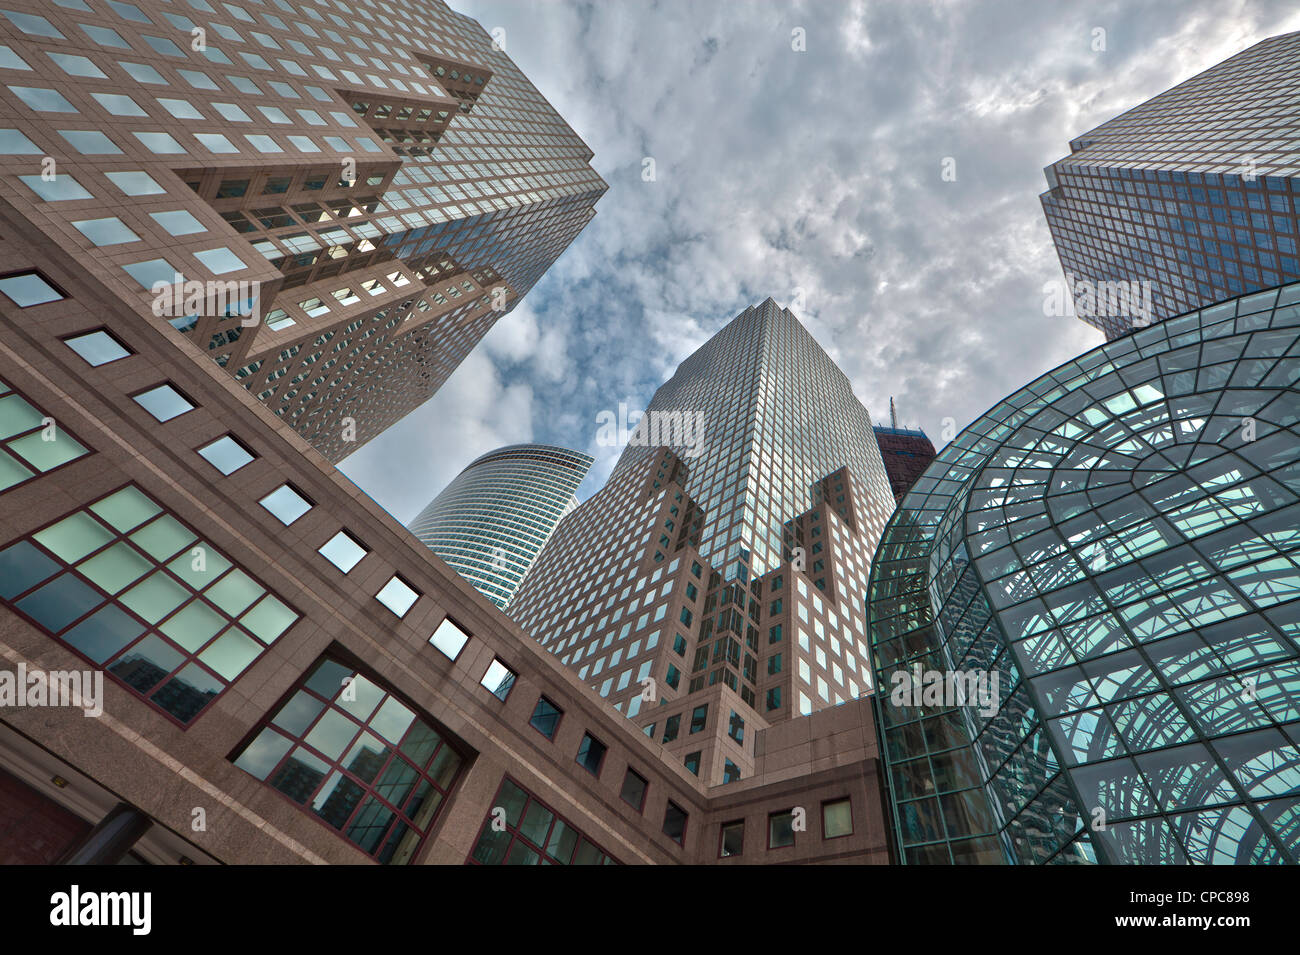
xmin=890 ymin=396 xmax=898 ymax=430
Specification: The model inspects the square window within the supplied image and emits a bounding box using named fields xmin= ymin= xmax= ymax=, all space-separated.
xmin=195 ymin=247 xmax=246 ymax=274
xmin=258 ymin=483 xmax=312 ymax=526
xmin=132 ymin=384 xmax=194 ymax=422
xmin=0 ymin=128 xmax=39 ymax=153
xmin=195 ymin=132 xmax=238 ymax=154
xmin=720 ymin=820 xmax=744 ymax=857
xmin=57 ymin=129 xmax=121 ymax=155
xmin=428 ymin=616 xmax=468 ymax=659
xmin=619 ymin=768 xmax=648 ymax=811
xmin=317 ymin=530 xmax=366 ymax=573
xmin=3 ymin=10 xmax=64 ymax=38
xmin=662 ymin=801 xmax=687 ymax=845
xmin=768 ymin=810 xmax=796 ymax=848
xmin=0 ymin=272 xmax=63 ymax=307
xmin=123 ymin=258 xmax=181 ymax=290
xmin=374 ymin=574 xmax=417 ymax=616
xmin=157 ymin=97 xmax=202 ymax=119
xmin=822 ymin=798 xmax=853 ymax=839
xmin=0 ymin=44 xmax=28 ymax=70
xmin=106 ymin=171 xmax=164 ymax=196
xmin=46 ymin=52 xmax=106 ymax=78
xmin=7 ymin=86 xmax=76 ymax=112
xmin=575 ymin=733 xmax=606 ymax=776
xmin=197 ymin=435 xmax=255 ymax=475
xmin=63 ymin=329 xmax=130 ymax=366
xmin=213 ymin=102 xmax=251 ymax=122
xmin=150 ymin=210 xmax=205 ymax=236
xmin=91 ymin=92 xmax=147 ymax=117
xmin=118 ymin=61 xmax=165 ymax=84
xmin=529 ymin=696 xmax=562 ymax=739
xmin=20 ymin=173 xmax=93 ymax=201
xmin=72 ymin=217 xmax=140 ymax=246
xmin=480 ymin=658 xmax=515 ymax=702
xmin=80 ymin=24 xmax=130 ymax=49
xmin=133 ymin=131 xmax=186 ymax=154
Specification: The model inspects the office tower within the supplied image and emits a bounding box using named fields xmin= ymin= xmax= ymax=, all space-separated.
xmin=509 ymin=299 xmax=898 ymax=790
xmin=873 ymin=399 xmax=938 ymax=503
xmin=1041 ymin=31 xmax=1300 ymax=340
xmin=867 ymin=282 xmax=1300 ymax=864
xmin=0 ymin=0 xmax=607 ymax=463
xmin=0 ymin=230 xmax=888 ymax=863
xmin=407 ymin=443 xmax=592 ymax=608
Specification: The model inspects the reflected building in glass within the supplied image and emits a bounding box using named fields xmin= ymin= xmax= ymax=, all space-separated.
xmin=1042 ymin=31 xmax=1300 ymax=340
xmin=868 ymin=282 xmax=1300 ymax=864
xmin=407 ymin=444 xmax=592 ymax=608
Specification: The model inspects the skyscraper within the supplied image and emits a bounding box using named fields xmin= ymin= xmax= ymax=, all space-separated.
xmin=0 ymin=220 xmax=889 ymax=864
xmin=509 ymin=299 xmax=897 ymax=787
xmin=1041 ymin=31 xmax=1300 ymax=340
xmin=0 ymin=0 xmax=607 ymax=462
xmin=408 ymin=443 xmax=592 ymax=608
xmin=873 ymin=400 xmax=938 ymax=503
xmin=867 ymin=282 xmax=1300 ymax=864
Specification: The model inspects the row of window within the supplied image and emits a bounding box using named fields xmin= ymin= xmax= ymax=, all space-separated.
xmin=718 ymin=800 xmax=855 ymax=857
xmin=477 ymin=658 xmax=692 ymax=847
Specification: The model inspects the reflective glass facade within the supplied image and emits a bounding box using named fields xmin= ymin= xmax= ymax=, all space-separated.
xmin=407 ymin=443 xmax=592 ymax=608
xmin=868 ymin=282 xmax=1300 ymax=864
xmin=0 ymin=0 xmax=606 ymax=460
xmin=1042 ymin=31 xmax=1300 ymax=340
xmin=609 ymin=298 xmax=895 ymax=580
xmin=509 ymin=300 xmax=895 ymax=784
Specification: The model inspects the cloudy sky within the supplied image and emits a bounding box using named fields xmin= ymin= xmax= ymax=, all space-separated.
xmin=339 ymin=0 xmax=1300 ymax=523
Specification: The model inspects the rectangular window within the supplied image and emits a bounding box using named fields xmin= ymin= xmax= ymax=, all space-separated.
xmin=1 ymin=483 xmax=298 ymax=725
xmin=662 ymin=801 xmax=687 ymax=845
xmin=371 ymin=571 xmax=420 ymax=615
xmin=529 ymin=696 xmax=563 ymax=739
xmin=196 ymin=434 xmax=254 ymax=475
xmin=468 ymin=777 xmax=615 ymax=865
xmin=719 ymin=820 xmax=744 ymax=857
xmin=479 ymin=658 xmax=516 ymax=702
xmin=428 ymin=617 xmax=468 ymax=660
xmin=823 ymin=798 xmax=853 ymax=839
xmin=63 ymin=329 xmax=131 ymax=366
xmin=575 ymin=733 xmax=606 ymax=776
xmin=689 ymin=704 xmax=707 ymax=734
xmin=727 ymin=710 xmax=744 ymax=743
xmin=684 ymin=751 xmax=700 ymax=776
xmin=132 ymin=383 xmax=195 ymax=422
xmin=661 ymin=714 xmax=680 ymax=743
xmin=317 ymin=530 xmax=366 ymax=573
xmin=619 ymin=768 xmax=648 ymax=812
xmin=231 ymin=655 xmax=461 ymax=863
xmin=769 ymin=810 xmax=796 ymax=848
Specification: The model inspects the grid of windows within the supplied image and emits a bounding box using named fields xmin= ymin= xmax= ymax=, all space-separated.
xmin=468 ymin=777 xmax=617 ymax=865
xmin=0 ymin=483 xmax=298 ymax=724
xmin=0 ymin=376 xmax=90 ymax=491
xmin=1042 ymin=33 xmax=1300 ymax=339
xmin=870 ymin=282 xmax=1300 ymax=864
xmin=232 ymin=656 xmax=461 ymax=864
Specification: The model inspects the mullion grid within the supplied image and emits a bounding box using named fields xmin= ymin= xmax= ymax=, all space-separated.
xmin=0 ymin=482 xmax=295 ymax=726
